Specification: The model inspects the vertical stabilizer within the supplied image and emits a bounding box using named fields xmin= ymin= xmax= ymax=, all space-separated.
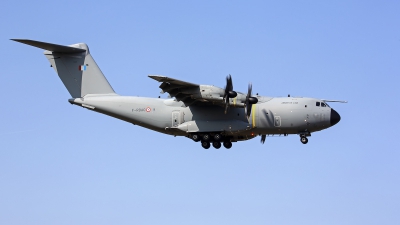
xmin=11 ymin=39 xmax=115 ymax=98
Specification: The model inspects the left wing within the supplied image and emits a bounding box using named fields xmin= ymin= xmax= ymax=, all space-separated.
xmin=148 ymin=75 xmax=227 ymax=106
xmin=148 ymin=75 xmax=260 ymax=117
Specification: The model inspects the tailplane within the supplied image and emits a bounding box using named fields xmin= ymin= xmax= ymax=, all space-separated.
xmin=11 ymin=39 xmax=115 ymax=98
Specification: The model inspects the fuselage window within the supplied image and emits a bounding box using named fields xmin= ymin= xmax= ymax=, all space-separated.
xmin=321 ymin=102 xmax=326 ymax=107
xmin=316 ymin=102 xmax=320 ymax=107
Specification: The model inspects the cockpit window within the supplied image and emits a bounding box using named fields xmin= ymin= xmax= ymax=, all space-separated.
xmin=316 ymin=102 xmax=320 ymax=106
xmin=321 ymin=102 xmax=326 ymax=107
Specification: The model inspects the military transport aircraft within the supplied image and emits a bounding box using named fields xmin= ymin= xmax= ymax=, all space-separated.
xmin=12 ymin=39 xmax=347 ymax=149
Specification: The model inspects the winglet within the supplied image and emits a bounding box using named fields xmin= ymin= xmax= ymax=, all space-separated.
xmin=11 ymin=39 xmax=86 ymax=53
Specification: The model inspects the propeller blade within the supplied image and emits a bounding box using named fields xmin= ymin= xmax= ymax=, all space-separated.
xmin=245 ymin=83 xmax=259 ymax=118
xmin=246 ymin=83 xmax=252 ymax=117
xmin=223 ymin=74 xmax=237 ymax=114
xmin=261 ymin=134 xmax=266 ymax=144
xmin=246 ymin=104 xmax=252 ymax=118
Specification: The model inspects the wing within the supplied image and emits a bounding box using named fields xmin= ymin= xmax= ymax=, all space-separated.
xmin=148 ymin=75 xmax=257 ymax=109
xmin=149 ymin=75 xmax=228 ymax=106
xmin=148 ymin=75 xmax=199 ymax=87
xmin=149 ymin=75 xmax=202 ymax=105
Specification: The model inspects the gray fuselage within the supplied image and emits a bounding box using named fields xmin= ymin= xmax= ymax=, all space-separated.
xmin=70 ymin=94 xmax=339 ymax=142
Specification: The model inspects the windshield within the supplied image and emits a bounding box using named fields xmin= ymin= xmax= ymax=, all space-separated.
xmin=316 ymin=101 xmax=331 ymax=108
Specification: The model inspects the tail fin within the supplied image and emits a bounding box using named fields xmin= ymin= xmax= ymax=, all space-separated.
xmin=11 ymin=39 xmax=115 ymax=98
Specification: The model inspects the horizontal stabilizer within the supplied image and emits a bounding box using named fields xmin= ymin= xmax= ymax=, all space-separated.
xmin=12 ymin=39 xmax=115 ymax=98
xmin=11 ymin=39 xmax=86 ymax=53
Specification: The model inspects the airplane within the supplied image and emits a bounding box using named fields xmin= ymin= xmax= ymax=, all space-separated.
xmin=11 ymin=39 xmax=347 ymax=149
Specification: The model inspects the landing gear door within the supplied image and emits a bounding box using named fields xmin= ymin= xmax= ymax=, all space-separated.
xmin=172 ymin=111 xmax=180 ymax=127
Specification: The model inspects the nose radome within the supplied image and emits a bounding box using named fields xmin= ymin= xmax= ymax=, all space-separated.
xmin=330 ymin=108 xmax=341 ymax=126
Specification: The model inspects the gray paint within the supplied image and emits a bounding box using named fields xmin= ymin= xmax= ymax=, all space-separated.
xmin=46 ymin=43 xmax=114 ymax=98
xmin=13 ymin=39 xmax=346 ymax=146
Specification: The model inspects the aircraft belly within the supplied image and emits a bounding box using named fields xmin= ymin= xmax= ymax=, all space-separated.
xmin=179 ymin=106 xmax=253 ymax=134
xmin=175 ymin=120 xmax=251 ymax=134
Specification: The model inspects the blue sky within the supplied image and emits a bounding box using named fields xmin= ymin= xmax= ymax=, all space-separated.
xmin=1 ymin=1 xmax=399 ymax=224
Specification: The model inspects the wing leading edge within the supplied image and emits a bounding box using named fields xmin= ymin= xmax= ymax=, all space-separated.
xmin=149 ymin=75 xmax=202 ymax=105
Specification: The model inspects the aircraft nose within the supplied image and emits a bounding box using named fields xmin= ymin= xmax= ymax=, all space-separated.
xmin=330 ymin=108 xmax=341 ymax=126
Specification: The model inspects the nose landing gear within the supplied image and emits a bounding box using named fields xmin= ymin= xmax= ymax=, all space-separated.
xmin=299 ymin=132 xmax=310 ymax=144
xmin=300 ymin=137 xmax=308 ymax=144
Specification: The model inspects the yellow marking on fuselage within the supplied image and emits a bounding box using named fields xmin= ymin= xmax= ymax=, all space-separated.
xmin=252 ymin=104 xmax=256 ymax=128
xmin=233 ymin=97 xmax=236 ymax=106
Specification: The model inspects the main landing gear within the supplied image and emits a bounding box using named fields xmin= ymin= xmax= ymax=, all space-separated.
xmin=192 ymin=133 xmax=232 ymax=149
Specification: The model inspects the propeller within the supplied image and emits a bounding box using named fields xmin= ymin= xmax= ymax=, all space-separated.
xmin=260 ymin=134 xmax=266 ymax=144
xmin=223 ymin=74 xmax=237 ymax=114
xmin=244 ymin=83 xmax=258 ymax=118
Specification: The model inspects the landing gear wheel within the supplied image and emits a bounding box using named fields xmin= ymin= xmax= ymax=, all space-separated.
xmin=192 ymin=134 xmax=200 ymax=142
xmin=300 ymin=137 xmax=308 ymax=144
xmin=201 ymin=141 xmax=210 ymax=149
xmin=212 ymin=142 xmax=221 ymax=149
xmin=223 ymin=141 xmax=232 ymax=149
xmin=213 ymin=133 xmax=222 ymax=142
xmin=202 ymin=134 xmax=211 ymax=142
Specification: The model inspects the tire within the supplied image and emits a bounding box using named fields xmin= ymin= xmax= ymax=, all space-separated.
xmin=212 ymin=142 xmax=221 ymax=149
xmin=192 ymin=134 xmax=200 ymax=142
xmin=214 ymin=133 xmax=222 ymax=141
xmin=201 ymin=141 xmax=210 ymax=149
xmin=202 ymin=134 xmax=211 ymax=141
xmin=300 ymin=137 xmax=308 ymax=144
xmin=223 ymin=141 xmax=232 ymax=149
